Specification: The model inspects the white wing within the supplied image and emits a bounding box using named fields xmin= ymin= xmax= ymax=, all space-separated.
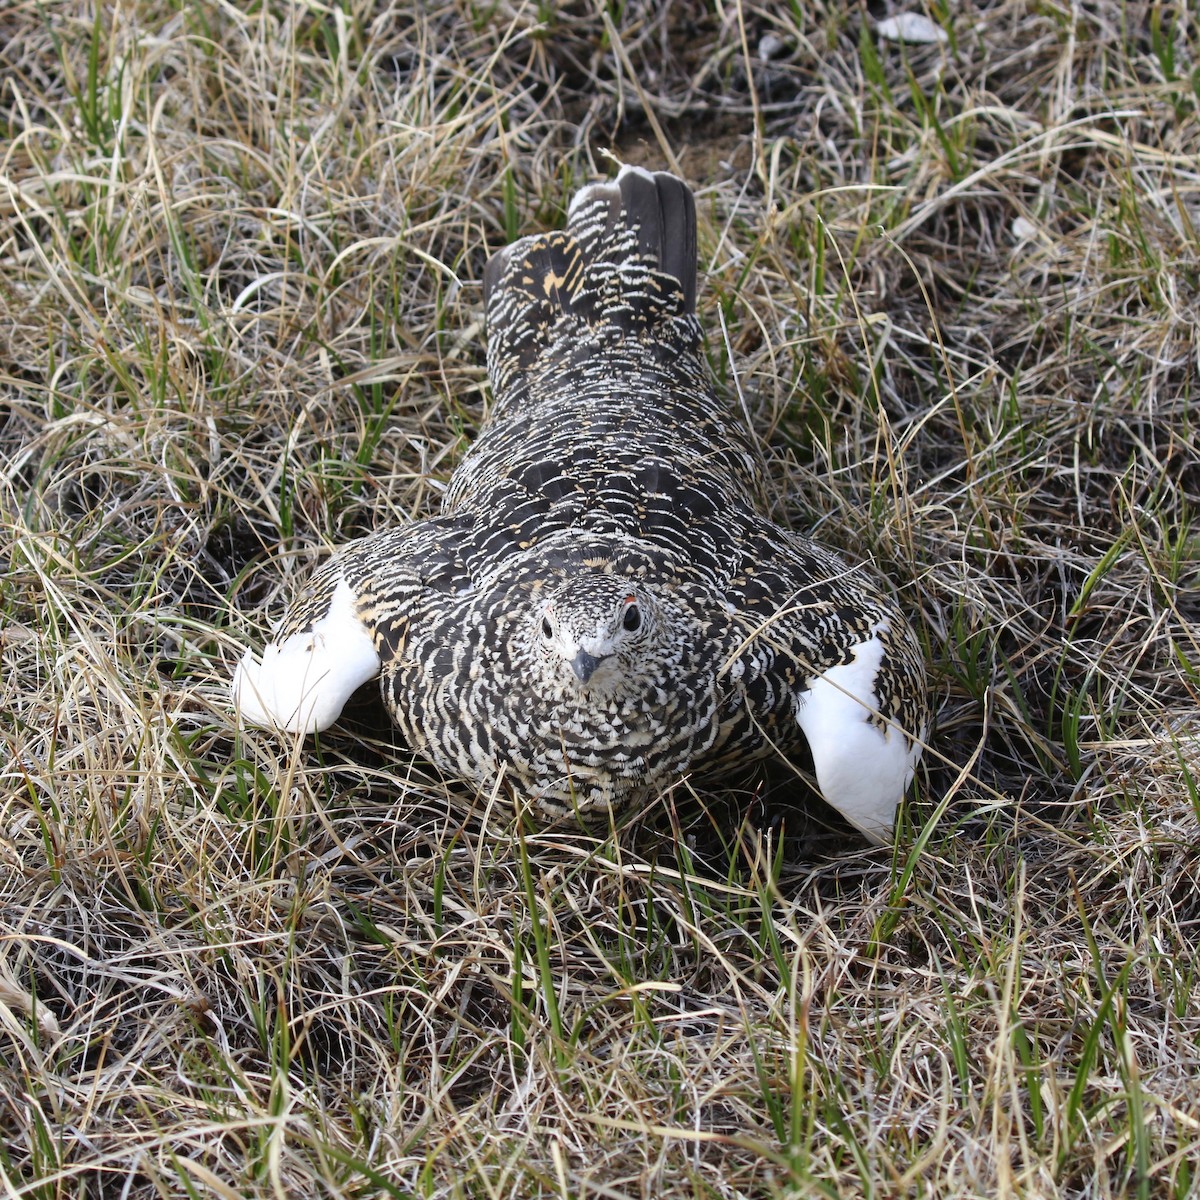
xmin=794 ymin=623 xmax=924 ymax=844
xmin=232 ymin=577 xmax=380 ymax=734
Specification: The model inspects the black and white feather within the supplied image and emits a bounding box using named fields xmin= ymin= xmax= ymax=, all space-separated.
xmin=233 ymin=166 xmax=929 ymax=842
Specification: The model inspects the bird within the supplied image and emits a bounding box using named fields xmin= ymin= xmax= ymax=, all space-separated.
xmin=232 ymin=165 xmax=929 ymax=843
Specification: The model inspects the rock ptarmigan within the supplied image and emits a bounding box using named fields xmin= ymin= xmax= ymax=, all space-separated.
xmin=232 ymin=166 xmax=929 ymax=842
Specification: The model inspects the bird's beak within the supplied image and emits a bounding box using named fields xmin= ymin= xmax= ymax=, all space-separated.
xmin=570 ymin=649 xmax=601 ymax=683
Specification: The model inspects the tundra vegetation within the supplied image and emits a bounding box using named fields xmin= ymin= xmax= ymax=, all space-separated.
xmin=1 ymin=2 xmax=1198 ymax=1197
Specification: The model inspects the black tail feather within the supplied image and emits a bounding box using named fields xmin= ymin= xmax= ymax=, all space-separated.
xmin=618 ymin=167 xmax=696 ymax=313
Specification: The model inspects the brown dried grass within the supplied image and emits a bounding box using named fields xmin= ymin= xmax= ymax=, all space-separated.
xmin=2 ymin=1 xmax=1198 ymax=1197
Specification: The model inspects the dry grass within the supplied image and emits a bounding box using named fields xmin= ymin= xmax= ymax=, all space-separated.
xmin=2 ymin=1 xmax=1199 ymax=1196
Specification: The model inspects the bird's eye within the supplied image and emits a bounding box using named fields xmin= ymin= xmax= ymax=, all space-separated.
xmin=622 ymin=601 xmax=641 ymax=632
xmin=541 ymin=615 xmax=554 ymax=639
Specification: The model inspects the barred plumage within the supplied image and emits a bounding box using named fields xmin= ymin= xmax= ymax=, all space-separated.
xmin=232 ymin=166 xmax=929 ymax=842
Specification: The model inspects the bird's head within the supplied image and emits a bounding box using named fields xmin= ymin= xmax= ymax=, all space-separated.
xmin=534 ymin=574 xmax=660 ymax=693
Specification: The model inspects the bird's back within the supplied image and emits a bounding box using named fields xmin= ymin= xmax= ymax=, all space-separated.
xmin=443 ymin=166 xmax=761 ymax=582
